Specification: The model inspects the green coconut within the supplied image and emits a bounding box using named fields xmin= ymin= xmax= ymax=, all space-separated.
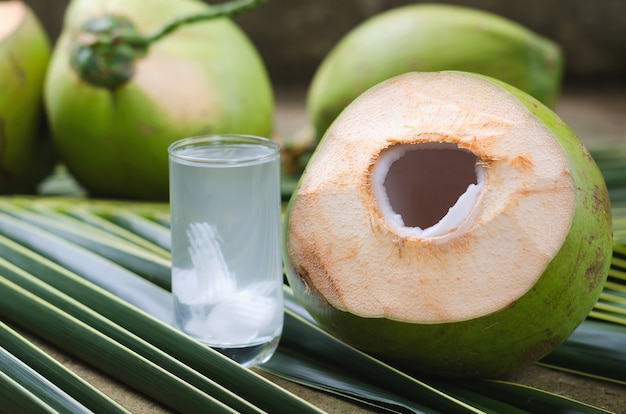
xmin=45 ymin=0 xmax=273 ymax=200
xmin=308 ymin=3 xmax=563 ymax=139
xmin=284 ymin=71 xmax=612 ymax=379
xmin=0 ymin=1 xmax=55 ymax=194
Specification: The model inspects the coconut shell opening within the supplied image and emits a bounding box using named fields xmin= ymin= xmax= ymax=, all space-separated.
xmin=373 ymin=142 xmax=484 ymax=237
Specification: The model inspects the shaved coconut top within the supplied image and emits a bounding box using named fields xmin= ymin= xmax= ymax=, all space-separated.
xmin=0 ymin=2 xmax=25 ymax=40
xmin=287 ymin=72 xmax=575 ymax=323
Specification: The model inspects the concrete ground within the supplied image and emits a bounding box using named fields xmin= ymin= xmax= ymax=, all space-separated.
xmin=14 ymin=81 xmax=626 ymax=413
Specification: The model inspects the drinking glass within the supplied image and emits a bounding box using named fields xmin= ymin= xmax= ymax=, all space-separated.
xmin=168 ymin=134 xmax=283 ymax=367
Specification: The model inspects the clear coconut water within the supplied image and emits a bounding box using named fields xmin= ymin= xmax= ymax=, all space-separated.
xmin=169 ymin=136 xmax=283 ymax=367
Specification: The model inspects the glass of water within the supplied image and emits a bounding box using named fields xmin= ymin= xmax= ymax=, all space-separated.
xmin=168 ymin=134 xmax=283 ymax=367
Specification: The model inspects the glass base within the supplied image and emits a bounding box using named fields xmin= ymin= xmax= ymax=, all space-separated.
xmin=210 ymin=335 xmax=281 ymax=368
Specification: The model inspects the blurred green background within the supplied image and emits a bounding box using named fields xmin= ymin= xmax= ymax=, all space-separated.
xmin=19 ymin=0 xmax=626 ymax=85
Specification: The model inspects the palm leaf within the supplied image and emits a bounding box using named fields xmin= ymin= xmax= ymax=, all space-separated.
xmin=0 ymin=320 xmax=130 ymax=413
xmin=264 ymin=348 xmax=438 ymax=414
xmin=0 ymin=210 xmax=174 ymax=323
xmin=278 ymin=303 xmax=487 ymax=414
xmin=0 ymin=275 xmax=242 ymax=414
xmin=0 ymin=195 xmax=625 ymax=412
xmin=0 ymin=343 xmax=94 ymax=414
xmin=0 ymin=369 xmax=58 ymax=414
xmin=0 ymin=201 xmax=171 ymax=288
xmin=277 ymin=291 xmax=612 ymax=414
xmin=539 ymin=319 xmax=626 ymax=385
xmin=0 ymin=223 xmax=324 ymax=413
xmin=0 ymin=256 xmax=263 ymax=413
xmin=435 ymin=379 xmax=613 ymax=414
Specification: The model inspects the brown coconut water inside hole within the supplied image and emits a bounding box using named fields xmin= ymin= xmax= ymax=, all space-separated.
xmin=374 ymin=142 xmax=484 ymax=236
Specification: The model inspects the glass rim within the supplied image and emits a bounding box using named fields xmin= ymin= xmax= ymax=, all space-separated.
xmin=168 ymin=134 xmax=280 ymax=165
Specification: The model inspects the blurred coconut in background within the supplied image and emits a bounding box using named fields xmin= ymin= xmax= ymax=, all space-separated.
xmin=0 ymin=1 xmax=56 ymax=194
xmin=10 ymin=0 xmax=625 ymax=199
xmin=21 ymin=0 xmax=626 ymax=84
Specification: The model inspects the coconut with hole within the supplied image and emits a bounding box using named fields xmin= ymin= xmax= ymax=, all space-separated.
xmin=283 ymin=71 xmax=612 ymax=378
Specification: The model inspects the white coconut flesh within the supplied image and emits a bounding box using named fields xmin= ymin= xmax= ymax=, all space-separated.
xmin=0 ymin=2 xmax=24 ymax=40
xmin=287 ymin=72 xmax=577 ymax=324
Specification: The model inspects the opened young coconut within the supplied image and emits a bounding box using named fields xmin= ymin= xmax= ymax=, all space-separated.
xmin=284 ymin=71 xmax=612 ymax=378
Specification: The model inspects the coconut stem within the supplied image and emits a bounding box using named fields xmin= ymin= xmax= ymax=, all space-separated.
xmin=124 ymin=0 xmax=267 ymax=46
xmin=70 ymin=0 xmax=267 ymax=90
xmin=146 ymin=0 xmax=268 ymax=44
